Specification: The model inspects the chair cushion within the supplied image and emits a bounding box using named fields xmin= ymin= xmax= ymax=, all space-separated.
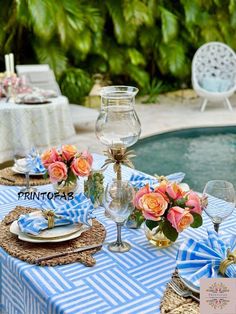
xmin=199 ymin=77 xmax=233 ymax=92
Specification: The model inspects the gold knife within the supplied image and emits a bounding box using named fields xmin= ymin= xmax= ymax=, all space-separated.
xmin=35 ymin=243 xmax=103 ymax=263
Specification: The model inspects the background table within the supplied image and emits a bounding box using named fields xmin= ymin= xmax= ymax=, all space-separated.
xmin=0 ymin=154 xmax=235 ymax=314
xmin=0 ymin=96 xmax=76 ymax=163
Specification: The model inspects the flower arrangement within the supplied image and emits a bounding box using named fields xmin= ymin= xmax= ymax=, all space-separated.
xmin=133 ymin=179 xmax=206 ymax=243
xmin=41 ymin=145 xmax=93 ymax=189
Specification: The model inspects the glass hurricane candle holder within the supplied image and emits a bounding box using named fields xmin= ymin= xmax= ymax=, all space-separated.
xmin=95 ymin=86 xmax=141 ymax=180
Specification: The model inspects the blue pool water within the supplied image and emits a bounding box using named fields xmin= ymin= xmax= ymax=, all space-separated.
xmin=133 ymin=126 xmax=236 ymax=192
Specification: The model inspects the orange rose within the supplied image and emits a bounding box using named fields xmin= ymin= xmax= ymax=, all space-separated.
xmin=71 ymin=157 xmax=91 ymax=177
xmin=167 ymin=206 xmax=193 ymax=232
xmin=139 ymin=192 xmax=168 ymax=221
xmin=62 ymin=145 xmax=77 ymax=161
xmin=41 ymin=148 xmax=60 ymax=168
xmin=48 ymin=161 xmax=67 ymax=183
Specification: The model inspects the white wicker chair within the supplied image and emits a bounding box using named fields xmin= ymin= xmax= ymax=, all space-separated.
xmin=192 ymin=42 xmax=236 ymax=111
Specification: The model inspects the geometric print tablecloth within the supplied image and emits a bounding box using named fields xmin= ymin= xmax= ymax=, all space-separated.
xmin=0 ymin=153 xmax=236 ymax=314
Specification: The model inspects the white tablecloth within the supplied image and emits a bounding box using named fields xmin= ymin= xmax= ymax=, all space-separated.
xmin=0 ymin=154 xmax=235 ymax=314
xmin=0 ymin=96 xmax=76 ymax=163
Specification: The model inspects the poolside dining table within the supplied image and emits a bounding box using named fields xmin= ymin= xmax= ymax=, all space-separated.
xmin=0 ymin=154 xmax=235 ymax=314
xmin=0 ymin=96 xmax=76 ymax=163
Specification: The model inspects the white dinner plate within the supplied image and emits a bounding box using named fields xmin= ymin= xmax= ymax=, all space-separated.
xmin=10 ymin=211 xmax=91 ymax=243
xmin=12 ymin=165 xmax=45 ymax=176
xmin=178 ymin=274 xmax=200 ymax=294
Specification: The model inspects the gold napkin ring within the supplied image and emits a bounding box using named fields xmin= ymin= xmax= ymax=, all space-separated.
xmin=219 ymin=249 xmax=236 ymax=276
xmin=42 ymin=210 xmax=55 ymax=229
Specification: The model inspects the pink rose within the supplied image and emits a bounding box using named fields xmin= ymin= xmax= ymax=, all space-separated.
xmin=61 ymin=145 xmax=77 ymax=161
xmin=166 ymin=182 xmax=185 ymax=200
xmin=186 ymin=191 xmax=202 ymax=214
xmin=71 ymin=157 xmax=91 ymax=177
xmin=167 ymin=206 xmax=194 ymax=232
xmin=133 ymin=184 xmax=151 ymax=209
xmin=48 ymin=161 xmax=67 ymax=183
xmin=81 ymin=150 xmax=93 ymax=167
xmin=41 ymin=148 xmax=60 ymax=168
xmin=154 ymin=181 xmax=170 ymax=201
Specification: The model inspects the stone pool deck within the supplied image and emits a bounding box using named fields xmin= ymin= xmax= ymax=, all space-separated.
xmin=72 ymin=90 xmax=236 ymax=153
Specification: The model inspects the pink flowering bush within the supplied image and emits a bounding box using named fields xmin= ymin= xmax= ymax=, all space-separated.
xmin=133 ymin=180 xmax=206 ymax=242
xmin=41 ymin=145 xmax=93 ymax=184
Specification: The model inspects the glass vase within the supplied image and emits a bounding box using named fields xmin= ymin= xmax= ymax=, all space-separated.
xmin=53 ymin=178 xmax=78 ymax=194
xmin=144 ymin=223 xmax=172 ymax=248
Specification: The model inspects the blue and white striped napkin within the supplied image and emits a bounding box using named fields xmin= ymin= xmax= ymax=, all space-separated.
xmin=18 ymin=193 xmax=95 ymax=235
xmin=27 ymin=149 xmax=45 ymax=173
xmin=129 ymin=172 xmax=185 ymax=189
xmin=177 ymin=230 xmax=236 ymax=290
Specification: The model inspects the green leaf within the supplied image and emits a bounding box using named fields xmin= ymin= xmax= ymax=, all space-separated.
xmin=180 ymin=0 xmax=200 ymax=24
xmin=123 ymin=0 xmax=151 ymax=26
xmin=162 ymin=220 xmax=178 ymax=242
xmin=175 ymin=198 xmax=186 ymax=207
xmin=126 ymin=64 xmax=150 ymax=88
xmin=159 ymin=41 xmax=189 ymax=77
xmin=33 ymin=42 xmax=67 ymax=76
xmin=128 ymin=48 xmax=146 ymax=66
xmin=43 ymin=172 xmax=48 ymax=180
xmin=190 ymin=213 xmax=203 ymax=228
xmin=160 ymin=7 xmax=178 ymax=43
xmin=145 ymin=220 xmax=159 ymax=230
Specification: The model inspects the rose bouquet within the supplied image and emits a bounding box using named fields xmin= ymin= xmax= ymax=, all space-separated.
xmin=41 ymin=145 xmax=93 ymax=192
xmin=133 ymin=179 xmax=206 ymax=244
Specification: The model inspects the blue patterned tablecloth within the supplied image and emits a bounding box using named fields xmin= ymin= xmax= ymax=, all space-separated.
xmin=0 ymin=153 xmax=235 ymax=314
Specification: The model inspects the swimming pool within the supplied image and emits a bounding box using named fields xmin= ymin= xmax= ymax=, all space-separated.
xmin=133 ymin=126 xmax=236 ymax=192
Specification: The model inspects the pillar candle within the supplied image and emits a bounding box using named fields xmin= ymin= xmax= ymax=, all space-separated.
xmin=5 ymin=54 xmax=10 ymax=74
xmin=9 ymin=53 xmax=14 ymax=74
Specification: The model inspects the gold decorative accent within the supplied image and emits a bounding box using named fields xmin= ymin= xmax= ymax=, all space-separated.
xmin=219 ymin=249 xmax=236 ymax=275
xmin=154 ymin=174 xmax=169 ymax=183
xmin=102 ymin=145 xmax=135 ymax=180
xmin=42 ymin=210 xmax=56 ymax=229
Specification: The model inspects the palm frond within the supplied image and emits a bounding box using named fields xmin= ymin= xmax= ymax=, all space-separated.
xmin=33 ymin=42 xmax=67 ymax=76
xmin=160 ymin=6 xmax=178 ymax=43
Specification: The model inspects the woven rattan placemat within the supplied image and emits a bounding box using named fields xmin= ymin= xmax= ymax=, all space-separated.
xmin=160 ymin=271 xmax=200 ymax=314
xmin=0 ymin=206 xmax=106 ymax=267
xmin=0 ymin=167 xmax=51 ymax=186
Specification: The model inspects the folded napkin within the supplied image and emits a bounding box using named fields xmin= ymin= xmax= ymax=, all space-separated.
xmin=177 ymin=230 xmax=236 ymax=290
xmin=129 ymin=172 xmax=185 ymax=189
xmin=18 ymin=193 xmax=95 ymax=235
xmin=27 ymin=149 xmax=45 ymax=173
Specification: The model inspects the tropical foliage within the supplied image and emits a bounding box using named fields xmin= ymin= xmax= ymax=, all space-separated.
xmin=1 ymin=0 xmax=236 ymax=103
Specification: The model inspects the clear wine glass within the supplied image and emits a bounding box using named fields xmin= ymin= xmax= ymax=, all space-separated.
xmin=203 ymin=180 xmax=235 ymax=233
xmin=104 ymin=180 xmax=134 ymax=252
xmin=14 ymin=152 xmax=37 ymax=193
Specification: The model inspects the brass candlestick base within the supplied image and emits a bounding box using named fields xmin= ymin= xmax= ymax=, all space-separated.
xmin=103 ymin=144 xmax=135 ymax=181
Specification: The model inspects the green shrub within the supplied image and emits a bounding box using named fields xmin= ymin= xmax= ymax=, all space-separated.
xmin=60 ymin=68 xmax=93 ymax=104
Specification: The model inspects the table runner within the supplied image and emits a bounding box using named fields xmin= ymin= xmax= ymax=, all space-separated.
xmin=0 ymin=153 xmax=235 ymax=314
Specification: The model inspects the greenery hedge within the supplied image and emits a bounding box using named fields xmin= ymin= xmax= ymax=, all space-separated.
xmin=1 ymin=0 xmax=236 ymax=103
